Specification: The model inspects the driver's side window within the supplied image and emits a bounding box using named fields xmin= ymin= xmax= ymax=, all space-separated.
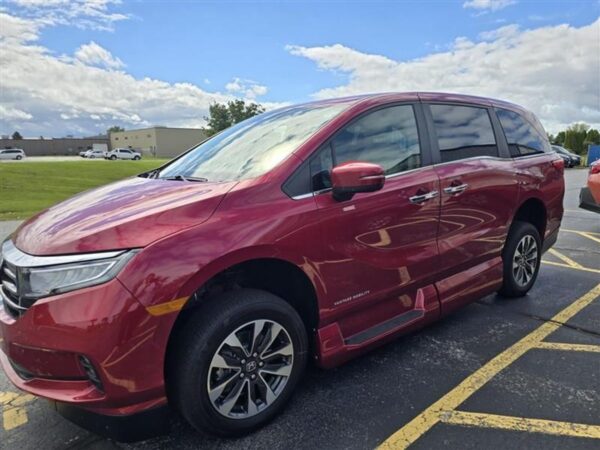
xmin=310 ymin=104 xmax=421 ymax=191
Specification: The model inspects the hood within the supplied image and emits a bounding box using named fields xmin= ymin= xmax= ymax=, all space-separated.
xmin=13 ymin=177 xmax=236 ymax=255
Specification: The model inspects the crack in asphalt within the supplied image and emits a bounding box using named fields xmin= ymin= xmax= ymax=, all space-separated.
xmin=474 ymin=300 xmax=600 ymax=339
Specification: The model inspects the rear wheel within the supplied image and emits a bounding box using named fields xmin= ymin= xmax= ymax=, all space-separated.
xmin=16 ymin=155 xmax=22 ymax=160
xmin=499 ymin=221 xmax=541 ymax=297
xmin=169 ymin=289 xmax=307 ymax=436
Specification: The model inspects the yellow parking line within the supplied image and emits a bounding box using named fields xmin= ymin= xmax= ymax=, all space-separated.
xmin=3 ymin=405 xmax=28 ymax=430
xmin=535 ymin=342 xmax=600 ymax=353
xmin=547 ymin=249 xmax=584 ymax=269
xmin=440 ymin=410 xmax=600 ymax=439
xmin=580 ymin=232 xmax=600 ymax=245
xmin=561 ymin=229 xmax=600 ymax=244
xmin=542 ymin=260 xmax=600 ymax=274
xmin=0 ymin=391 xmax=35 ymax=431
xmin=378 ymin=283 xmax=600 ymax=449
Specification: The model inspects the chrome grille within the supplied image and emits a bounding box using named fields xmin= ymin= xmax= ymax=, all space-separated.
xmin=0 ymin=259 xmax=25 ymax=317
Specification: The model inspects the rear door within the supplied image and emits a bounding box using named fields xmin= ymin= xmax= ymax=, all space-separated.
xmin=424 ymin=102 xmax=516 ymax=313
xmin=311 ymin=103 xmax=441 ymax=341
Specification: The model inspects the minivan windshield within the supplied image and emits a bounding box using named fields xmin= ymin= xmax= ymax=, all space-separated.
xmin=157 ymin=103 xmax=348 ymax=182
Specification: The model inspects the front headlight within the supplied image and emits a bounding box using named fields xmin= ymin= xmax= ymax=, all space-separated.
xmin=1 ymin=240 xmax=138 ymax=301
xmin=21 ymin=252 xmax=137 ymax=299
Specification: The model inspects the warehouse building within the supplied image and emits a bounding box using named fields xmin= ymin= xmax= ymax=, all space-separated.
xmin=0 ymin=137 xmax=110 ymax=156
xmin=110 ymin=126 xmax=207 ymax=158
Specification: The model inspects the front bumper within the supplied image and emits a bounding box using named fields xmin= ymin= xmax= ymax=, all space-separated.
xmin=0 ymin=278 xmax=174 ymax=417
xmin=579 ymin=187 xmax=600 ymax=213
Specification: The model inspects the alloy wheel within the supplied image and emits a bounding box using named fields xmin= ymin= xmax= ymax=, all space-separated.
xmin=512 ymin=234 xmax=538 ymax=287
xmin=207 ymin=320 xmax=294 ymax=419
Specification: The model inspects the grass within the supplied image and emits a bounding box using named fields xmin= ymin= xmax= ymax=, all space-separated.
xmin=0 ymin=159 xmax=169 ymax=220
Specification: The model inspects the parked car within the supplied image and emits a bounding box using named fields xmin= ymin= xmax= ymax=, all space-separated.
xmin=105 ymin=148 xmax=141 ymax=160
xmin=0 ymin=93 xmax=565 ymax=441
xmin=84 ymin=149 xmax=107 ymax=159
xmin=579 ymin=160 xmax=600 ymax=213
xmin=0 ymin=149 xmax=26 ymax=160
xmin=552 ymin=145 xmax=581 ymax=167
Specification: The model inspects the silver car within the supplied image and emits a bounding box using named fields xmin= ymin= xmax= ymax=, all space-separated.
xmin=0 ymin=149 xmax=26 ymax=160
xmin=84 ymin=149 xmax=106 ymax=159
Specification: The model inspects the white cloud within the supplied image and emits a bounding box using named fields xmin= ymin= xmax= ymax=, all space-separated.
xmin=74 ymin=41 xmax=124 ymax=69
xmin=225 ymin=77 xmax=268 ymax=100
xmin=0 ymin=105 xmax=33 ymax=121
xmin=463 ymin=0 xmax=517 ymax=12
xmin=0 ymin=6 xmax=273 ymax=136
xmin=287 ymin=19 xmax=600 ymax=133
xmin=6 ymin=0 xmax=128 ymax=31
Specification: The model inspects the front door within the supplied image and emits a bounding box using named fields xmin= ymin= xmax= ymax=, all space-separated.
xmin=312 ymin=104 xmax=441 ymax=341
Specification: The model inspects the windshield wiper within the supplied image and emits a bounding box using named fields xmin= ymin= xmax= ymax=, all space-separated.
xmin=162 ymin=175 xmax=209 ymax=182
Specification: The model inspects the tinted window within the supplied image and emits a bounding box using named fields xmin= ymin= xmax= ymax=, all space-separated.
xmin=495 ymin=108 xmax=549 ymax=156
xmin=328 ymin=105 xmax=421 ymax=175
xmin=430 ymin=104 xmax=497 ymax=163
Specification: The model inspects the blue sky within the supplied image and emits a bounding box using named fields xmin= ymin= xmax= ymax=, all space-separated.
xmin=1 ymin=0 xmax=599 ymax=136
xmin=35 ymin=0 xmax=598 ymax=103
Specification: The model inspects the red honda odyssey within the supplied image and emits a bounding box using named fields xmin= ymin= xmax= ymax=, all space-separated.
xmin=0 ymin=93 xmax=564 ymax=440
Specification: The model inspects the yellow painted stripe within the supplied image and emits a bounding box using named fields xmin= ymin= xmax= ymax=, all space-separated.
xmin=440 ymin=410 xmax=600 ymax=439
xmin=3 ymin=406 xmax=28 ymax=431
xmin=561 ymin=228 xmax=600 ymax=245
xmin=1 ymin=392 xmax=35 ymax=431
xmin=547 ymin=249 xmax=584 ymax=269
xmin=146 ymin=297 xmax=187 ymax=316
xmin=542 ymin=260 xmax=600 ymax=274
xmin=535 ymin=342 xmax=600 ymax=353
xmin=580 ymin=231 xmax=600 ymax=245
xmin=378 ymin=283 xmax=600 ymax=449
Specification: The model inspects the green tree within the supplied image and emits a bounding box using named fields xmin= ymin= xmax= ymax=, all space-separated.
xmin=107 ymin=125 xmax=125 ymax=134
xmin=554 ymin=131 xmax=566 ymax=146
xmin=584 ymin=128 xmax=600 ymax=147
xmin=203 ymin=100 xmax=265 ymax=136
xmin=563 ymin=123 xmax=590 ymax=155
xmin=11 ymin=131 xmax=23 ymax=140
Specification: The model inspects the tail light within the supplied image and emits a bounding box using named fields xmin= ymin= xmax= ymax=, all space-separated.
xmin=590 ymin=163 xmax=600 ymax=175
xmin=552 ymin=158 xmax=565 ymax=173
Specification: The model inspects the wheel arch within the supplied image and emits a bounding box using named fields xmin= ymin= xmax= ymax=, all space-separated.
xmin=164 ymin=254 xmax=321 ymax=384
xmin=511 ymin=196 xmax=547 ymax=241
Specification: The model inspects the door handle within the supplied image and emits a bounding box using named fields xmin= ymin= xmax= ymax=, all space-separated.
xmin=443 ymin=183 xmax=469 ymax=195
xmin=409 ymin=190 xmax=439 ymax=204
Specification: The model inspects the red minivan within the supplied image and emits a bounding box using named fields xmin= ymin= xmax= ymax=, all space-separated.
xmin=0 ymin=93 xmax=564 ymax=440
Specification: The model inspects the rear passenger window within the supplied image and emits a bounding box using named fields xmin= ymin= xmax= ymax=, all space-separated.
xmin=430 ymin=104 xmax=498 ymax=163
xmin=495 ymin=108 xmax=550 ymax=157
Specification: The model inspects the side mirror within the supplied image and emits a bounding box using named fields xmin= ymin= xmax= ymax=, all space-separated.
xmin=331 ymin=161 xmax=385 ymax=202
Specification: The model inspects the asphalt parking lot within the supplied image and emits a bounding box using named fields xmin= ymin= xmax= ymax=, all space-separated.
xmin=0 ymin=168 xmax=598 ymax=450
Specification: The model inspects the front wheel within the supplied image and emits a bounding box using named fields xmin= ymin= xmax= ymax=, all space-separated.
xmin=169 ymin=289 xmax=308 ymax=437
xmin=134 ymin=156 xmax=141 ymax=160
xmin=499 ymin=221 xmax=541 ymax=297
xmin=110 ymin=155 xmax=117 ymax=160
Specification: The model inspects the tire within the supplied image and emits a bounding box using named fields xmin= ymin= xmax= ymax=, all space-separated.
xmin=169 ymin=288 xmax=308 ymax=437
xmin=499 ymin=221 xmax=541 ymax=298
xmin=16 ymin=155 xmax=22 ymax=160
xmin=134 ymin=156 xmax=141 ymax=160
xmin=110 ymin=155 xmax=117 ymax=160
